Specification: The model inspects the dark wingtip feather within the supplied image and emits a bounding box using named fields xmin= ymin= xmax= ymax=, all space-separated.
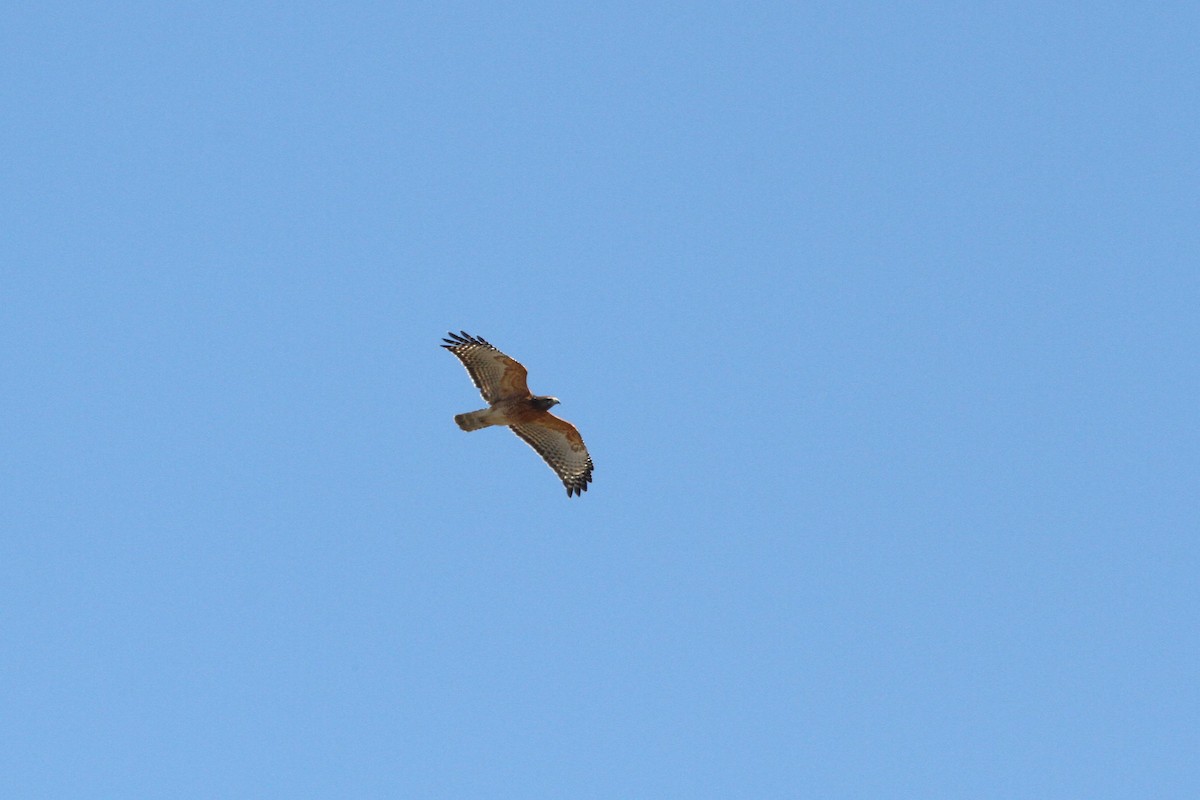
xmin=442 ymin=331 xmax=494 ymax=350
xmin=565 ymin=474 xmax=592 ymax=497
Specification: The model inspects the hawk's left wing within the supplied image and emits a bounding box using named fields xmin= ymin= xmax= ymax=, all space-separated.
xmin=510 ymin=414 xmax=594 ymax=497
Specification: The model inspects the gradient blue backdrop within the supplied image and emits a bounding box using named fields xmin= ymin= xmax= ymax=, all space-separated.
xmin=3 ymin=3 xmax=1196 ymax=797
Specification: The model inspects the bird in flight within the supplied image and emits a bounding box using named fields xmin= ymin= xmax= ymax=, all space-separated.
xmin=442 ymin=331 xmax=594 ymax=497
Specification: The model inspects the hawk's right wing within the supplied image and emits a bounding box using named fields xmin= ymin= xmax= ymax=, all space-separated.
xmin=442 ymin=331 xmax=530 ymax=403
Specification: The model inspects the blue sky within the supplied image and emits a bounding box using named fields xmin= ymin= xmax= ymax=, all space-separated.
xmin=2 ymin=2 xmax=1197 ymax=797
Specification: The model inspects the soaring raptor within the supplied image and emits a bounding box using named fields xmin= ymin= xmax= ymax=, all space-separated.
xmin=442 ymin=331 xmax=594 ymax=497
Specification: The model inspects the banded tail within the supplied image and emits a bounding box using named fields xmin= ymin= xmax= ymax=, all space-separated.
xmin=454 ymin=409 xmax=494 ymax=431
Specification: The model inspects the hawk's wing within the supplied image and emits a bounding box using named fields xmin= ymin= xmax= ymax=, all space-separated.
xmin=510 ymin=413 xmax=594 ymax=497
xmin=441 ymin=331 xmax=530 ymax=403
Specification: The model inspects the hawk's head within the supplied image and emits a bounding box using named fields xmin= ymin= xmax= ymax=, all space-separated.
xmin=531 ymin=396 xmax=561 ymax=411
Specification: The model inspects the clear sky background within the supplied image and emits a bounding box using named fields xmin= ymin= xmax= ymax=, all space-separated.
xmin=2 ymin=3 xmax=1196 ymax=798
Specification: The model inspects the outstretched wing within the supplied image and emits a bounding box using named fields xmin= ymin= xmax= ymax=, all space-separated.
xmin=441 ymin=331 xmax=530 ymax=403
xmin=510 ymin=413 xmax=594 ymax=497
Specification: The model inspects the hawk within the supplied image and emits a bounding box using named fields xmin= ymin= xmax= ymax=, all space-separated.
xmin=442 ymin=331 xmax=594 ymax=497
